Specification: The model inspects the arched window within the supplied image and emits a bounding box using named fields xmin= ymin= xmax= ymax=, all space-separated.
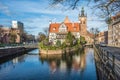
xmin=83 ymin=21 xmax=85 ymax=24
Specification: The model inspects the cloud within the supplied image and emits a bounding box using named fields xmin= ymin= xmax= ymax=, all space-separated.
xmin=0 ymin=0 xmax=108 ymax=35
xmin=0 ymin=2 xmax=10 ymax=16
xmin=22 ymin=16 xmax=51 ymax=35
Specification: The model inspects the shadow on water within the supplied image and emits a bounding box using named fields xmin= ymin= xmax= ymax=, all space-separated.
xmin=0 ymin=51 xmax=26 ymax=64
xmin=0 ymin=49 xmax=37 ymax=64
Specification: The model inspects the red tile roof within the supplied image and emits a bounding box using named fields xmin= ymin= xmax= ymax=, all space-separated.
xmin=49 ymin=22 xmax=80 ymax=33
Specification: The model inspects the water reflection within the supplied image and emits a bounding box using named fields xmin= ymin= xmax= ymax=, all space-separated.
xmin=39 ymin=49 xmax=86 ymax=71
xmin=0 ymin=48 xmax=97 ymax=80
xmin=39 ymin=48 xmax=97 ymax=80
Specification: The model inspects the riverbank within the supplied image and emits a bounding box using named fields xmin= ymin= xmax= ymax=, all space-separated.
xmin=0 ymin=47 xmax=36 ymax=59
xmin=40 ymin=46 xmax=81 ymax=55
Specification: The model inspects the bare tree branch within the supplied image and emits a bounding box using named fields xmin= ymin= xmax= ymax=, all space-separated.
xmin=50 ymin=0 xmax=120 ymax=18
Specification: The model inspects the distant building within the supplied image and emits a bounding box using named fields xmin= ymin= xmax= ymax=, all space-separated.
xmin=10 ymin=28 xmax=20 ymax=43
xmin=0 ymin=27 xmax=10 ymax=43
xmin=108 ymin=12 xmax=120 ymax=47
xmin=96 ymin=31 xmax=108 ymax=44
xmin=1 ymin=27 xmax=10 ymax=35
xmin=12 ymin=21 xmax=25 ymax=43
xmin=26 ymin=34 xmax=35 ymax=43
xmin=12 ymin=21 xmax=24 ymax=33
xmin=49 ymin=7 xmax=93 ymax=44
xmin=0 ymin=21 xmax=24 ymax=44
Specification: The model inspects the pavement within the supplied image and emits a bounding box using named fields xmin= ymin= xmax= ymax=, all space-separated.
xmin=100 ymin=46 xmax=120 ymax=60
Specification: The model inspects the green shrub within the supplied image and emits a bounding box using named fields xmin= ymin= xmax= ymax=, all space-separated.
xmin=56 ymin=40 xmax=61 ymax=47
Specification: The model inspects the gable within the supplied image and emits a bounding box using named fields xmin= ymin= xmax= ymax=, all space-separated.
xmin=65 ymin=23 xmax=80 ymax=32
xmin=59 ymin=23 xmax=67 ymax=32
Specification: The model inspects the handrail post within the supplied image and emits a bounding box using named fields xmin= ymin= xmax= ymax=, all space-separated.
xmin=112 ymin=55 xmax=115 ymax=71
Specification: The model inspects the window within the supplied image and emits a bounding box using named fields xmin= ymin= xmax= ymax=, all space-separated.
xmin=53 ymin=28 xmax=56 ymax=30
xmin=59 ymin=24 xmax=67 ymax=32
xmin=74 ymin=27 xmax=76 ymax=30
xmin=83 ymin=21 xmax=85 ymax=24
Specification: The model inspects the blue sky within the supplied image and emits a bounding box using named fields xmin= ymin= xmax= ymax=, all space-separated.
xmin=0 ymin=0 xmax=107 ymax=36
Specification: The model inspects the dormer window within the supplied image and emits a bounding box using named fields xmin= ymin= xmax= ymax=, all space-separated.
xmin=59 ymin=23 xmax=67 ymax=32
xmin=74 ymin=27 xmax=76 ymax=30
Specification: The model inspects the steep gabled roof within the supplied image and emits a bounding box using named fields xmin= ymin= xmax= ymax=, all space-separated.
xmin=49 ymin=23 xmax=60 ymax=33
xmin=49 ymin=22 xmax=80 ymax=33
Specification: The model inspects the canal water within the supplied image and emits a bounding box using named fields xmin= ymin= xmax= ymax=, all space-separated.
xmin=0 ymin=48 xmax=97 ymax=80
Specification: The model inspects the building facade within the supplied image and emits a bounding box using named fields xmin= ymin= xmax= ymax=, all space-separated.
xmin=0 ymin=20 xmax=24 ymax=44
xmin=0 ymin=27 xmax=21 ymax=44
xmin=108 ymin=12 xmax=120 ymax=47
xmin=12 ymin=20 xmax=25 ymax=43
xmin=12 ymin=21 xmax=24 ymax=33
xmin=96 ymin=31 xmax=108 ymax=44
xmin=0 ymin=27 xmax=10 ymax=44
xmin=49 ymin=7 xmax=93 ymax=44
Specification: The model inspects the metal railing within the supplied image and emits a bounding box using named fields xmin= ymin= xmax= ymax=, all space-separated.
xmin=0 ymin=43 xmax=38 ymax=49
xmin=93 ymin=44 xmax=120 ymax=80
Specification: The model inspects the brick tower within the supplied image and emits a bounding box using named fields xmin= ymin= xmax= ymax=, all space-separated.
xmin=79 ymin=7 xmax=87 ymax=36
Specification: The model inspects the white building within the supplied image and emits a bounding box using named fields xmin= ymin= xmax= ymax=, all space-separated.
xmin=12 ymin=21 xmax=24 ymax=33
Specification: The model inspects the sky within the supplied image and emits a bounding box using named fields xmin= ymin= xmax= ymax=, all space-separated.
xmin=0 ymin=0 xmax=108 ymax=36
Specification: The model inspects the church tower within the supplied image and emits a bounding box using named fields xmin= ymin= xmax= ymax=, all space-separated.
xmin=79 ymin=7 xmax=87 ymax=36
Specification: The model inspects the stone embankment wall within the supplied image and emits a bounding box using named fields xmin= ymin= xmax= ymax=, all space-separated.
xmin=40 ymin=47 xmax=79 ymax=55
xmin=0 ymin=47 xmax=35 ymax=58
xmin=40 ymin=49 xmax=63 ymax=54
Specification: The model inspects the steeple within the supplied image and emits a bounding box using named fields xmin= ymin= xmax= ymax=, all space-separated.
xmin=64 ymin=16 xmax=71 ymax=23
xmin=81 ymin=7 xmax=85 ymax=16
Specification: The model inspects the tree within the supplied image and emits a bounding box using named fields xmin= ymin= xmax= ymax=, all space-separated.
xmin=9 ymin=32 xmax=17 ymax=43
xmin=61 ymin=42 xmax=66 ymax=48
xmin=90 ymin=27 xmax=99 ymax=44
xmin=43 ymin=27 xmax=49 ymax=37
xmin=56 ymin=40 xmax=61 ymax=47
xmin=51 ymin=0 xmax=120 ymax=18
xmin=0 ymin=26 xmax=3 ymax=43
xmin=105 ymin=17 xmax=113 ymax=24
xmin=38 ymin=32 xmax=46 ymax=42
xmin=65 ymin=31 xmax=75 ymax=46
xmin=80 ymin=36 xmax=86 ymax=45
xmin=93 ymin=0 xmax=120 ymax=17
xmin=22 ymin=32 xmax=27 ymax=42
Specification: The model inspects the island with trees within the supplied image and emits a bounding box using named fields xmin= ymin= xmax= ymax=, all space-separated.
xmin=39 ymin=31 xmax=87 ymax=55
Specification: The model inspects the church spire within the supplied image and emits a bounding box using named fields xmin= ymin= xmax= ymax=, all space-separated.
xmin=81 ymin=7 xmax=85 ymax=16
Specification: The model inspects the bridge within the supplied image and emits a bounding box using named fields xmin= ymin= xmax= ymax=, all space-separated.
xmin=0 ymin=43 xmax=39 ymax=59
xmin=0 ymin=43 xmax=38 ymax=49
xmin=21 ymin=43 xmax=38 ymax=48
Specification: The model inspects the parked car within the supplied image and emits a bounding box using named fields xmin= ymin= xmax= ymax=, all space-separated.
xmin=100 ymin=42 xmax=107 ymax=47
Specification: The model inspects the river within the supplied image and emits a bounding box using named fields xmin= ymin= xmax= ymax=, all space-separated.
xmin=0 ymin=48 xmax=97 ymax=80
